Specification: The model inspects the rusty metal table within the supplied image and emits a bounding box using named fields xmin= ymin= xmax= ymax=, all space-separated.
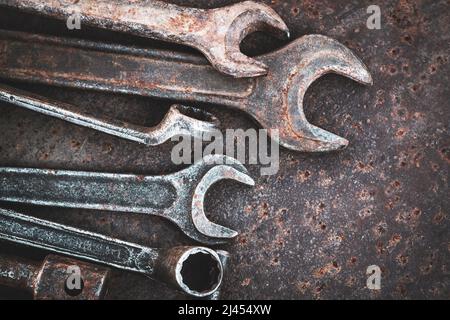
xmin=0 ymin=0 xmax=448 ymax=299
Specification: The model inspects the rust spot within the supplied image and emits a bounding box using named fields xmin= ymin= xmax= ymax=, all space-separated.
xmin=297 ymin=170 xmax=311 ymax=182
xmin=395 ymin=127 xmax=408 ymax=138
xmin=432 ymin=211 xmax=445 ymax=225
xmin=241 ymin=278 xmax=251 ymax=287
xmin=396 ymin=254 xmax=409 ymax=266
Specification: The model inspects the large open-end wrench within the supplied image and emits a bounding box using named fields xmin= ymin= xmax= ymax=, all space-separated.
xmin=0 ymin=208 xmax=227 ymax=297
xmin=0 ymin=155 xmax=254 ymax=244
xmin=0 ymin=30 xmax=373 ymax=152
xmin=0 ymin=0 xmax=289 ymax=78
xmin=0 ymin=83 xmax=219 ymax=146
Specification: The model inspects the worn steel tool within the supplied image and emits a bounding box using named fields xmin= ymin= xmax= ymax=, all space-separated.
xmin=0 ymin=155 xmax=254 ymax=244
xmin=0 ymin=30 xmax=373 ymax=152
xmin=0 ymin=0 xmax=289 ymax=78
xmin=0 ymin=83 xmax=219 ymax=146
xmin=0 ymin=253 xmax=110 ymax=299
xmin=0 ymin=251 xmax=229 ymax=299
xmin=0 ymin=208 xmax=228 ymax=297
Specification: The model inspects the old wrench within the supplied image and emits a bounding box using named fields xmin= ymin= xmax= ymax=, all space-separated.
xmin=0 ymin=84 xmax=218 ymax=146
xmin=0 ymin=155 xmax=255 ymax=244
xmin=0 ymin=253 xmax=110 ymax=299
xmin=0 ymin=0 xmax=289 ymax=78
xmin=0 ymin=30 xmax=373 ymax=152
xmin=0 ymin=251 xmax=229 ymax=299
xmin=0 ymin=208 xmax=227 ymax=297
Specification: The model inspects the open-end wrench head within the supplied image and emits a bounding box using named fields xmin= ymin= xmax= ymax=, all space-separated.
xmin=175 ymin=155 xmax=254 ymax=242
xmin=198 ymin=1 xmax=289 ymax=78
xmin=247 ymin=34 xmax=373 ymax=152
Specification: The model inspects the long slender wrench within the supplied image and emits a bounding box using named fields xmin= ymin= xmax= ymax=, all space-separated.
xmin=0 ymin=30 xmax=373 ymax=152
xmin=0 ymin=83 xmax=219 ymax=146
xmin=0 ymin=155 xmax=254 ymax=244
xmin=0 ymin=208 xmax=226 ymax=297
xmin=0 ymin=0 xmax=289 ymax=78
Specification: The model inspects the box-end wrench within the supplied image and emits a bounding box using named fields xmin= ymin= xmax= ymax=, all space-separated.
xmin=0 ymin=30 xmax=373 ymax=152
xmin=0 ymin=155 xmax=254 ymax=245
xmin=0 ymin=0 xmax=289 ymax=78
xmin=0 ymin=253 xmax=110 ymax=299
xmin=0 ymin=208 xmax=227 ymax=298
xmin=0 ymin=83 xmax=219 ymax=146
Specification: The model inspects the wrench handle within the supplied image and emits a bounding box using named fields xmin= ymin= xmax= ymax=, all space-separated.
xmin=0 ymin=83 xmax=164 ymax=145
xmin=0 ymin=208 xmax=158 ymax=274
xmin=0 ymin=167 xmax=178 ymax=217
xmin=1 ymin=0 xmax=207 ymax=44
xmin=0 ymin=30 xmax=253 ymax=108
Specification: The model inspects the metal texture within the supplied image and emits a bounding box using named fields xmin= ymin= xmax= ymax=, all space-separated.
xmin=0 ymin=208 xmax=225 ymax=297
xmin=0 ymin=0 xmax=289 ymax=78
xmin=0 ymin=84 xmax=219 ymax=146
xmin=0 ymin=253 xmax=110 ymax=299
xmin=0 ymin=155 xmax=255 ymax=244
xmin=207 ymin=250 xmax=230 ymax=300
xmin=0 ymin=29 xmax=372 ymax=152
xmin=0 ymin=0 xmax=448 ymax=300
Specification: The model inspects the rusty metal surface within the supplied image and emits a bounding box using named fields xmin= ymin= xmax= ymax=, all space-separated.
xmin=0 ymin=0 xmax=448 ymax=299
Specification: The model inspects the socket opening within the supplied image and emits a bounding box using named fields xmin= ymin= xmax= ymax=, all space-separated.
xmin=176 ymin=247 xmax=222 ymax=297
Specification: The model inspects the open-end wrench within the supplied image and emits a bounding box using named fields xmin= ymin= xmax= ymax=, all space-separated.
xmin=0 ymin=83 xmax=219 ymax=146
xmin=0 ymin=30 xmax=373 ymax=152
xmin=0 ymin=208 xmax=227 ymax=297
xmin=0 ymin=253 xmax=110 ymax=299
xmin=0 ymin=155 xmax=254 ymax=244
xmin=0 ymin=0 xmax=289 ymax=78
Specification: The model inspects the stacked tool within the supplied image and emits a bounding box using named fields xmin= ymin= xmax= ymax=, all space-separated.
xmin=0 ymin=0 xmax=371 ymax=299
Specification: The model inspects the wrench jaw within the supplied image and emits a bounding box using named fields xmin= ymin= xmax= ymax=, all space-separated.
xmin=198 ymin=1 xmax=289 ymax=78
xmin=176 ymin=155 xmax=254 ymax=243
xmin=144 ymin=104 xmax=219 ymax=145
xmin=250 ymin=34 xmax=373 ymax=152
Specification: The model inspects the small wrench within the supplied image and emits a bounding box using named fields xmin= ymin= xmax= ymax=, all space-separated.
xmin=0 ymin=83 xmax=219 ymax=146
xmin=0 ymin=0 xmax=289 ymax=78
xmin=0 ymin=208 xmax=226 ymax=297
xmin=0 ymin=155 xmax=255 ymax=244
xmin=0 ymin=30 xmax=373 ymax=152
xmin=0 ymin=253 xmax=110 ymax=299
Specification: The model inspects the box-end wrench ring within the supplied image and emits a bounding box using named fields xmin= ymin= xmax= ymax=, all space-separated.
xmin=0 ymin=84 xmax=219 ymax=146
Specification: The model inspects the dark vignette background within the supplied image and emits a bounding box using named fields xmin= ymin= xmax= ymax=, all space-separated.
xmin=0 ymin=0 xmax=448 ymax=299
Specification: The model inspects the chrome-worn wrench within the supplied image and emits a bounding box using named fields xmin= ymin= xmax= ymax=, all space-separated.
xmin=0 ymin=30 xmax=373 ymax=152
xmin=0 ymin=155 xmax=254 ymax=244
xmin=0 ymin=83 xmax=218 ymax=146
xmin=0 ymin=0 xmax=289 ymax=78
xmin=0 ymin=208 xmax=226 ymax=297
